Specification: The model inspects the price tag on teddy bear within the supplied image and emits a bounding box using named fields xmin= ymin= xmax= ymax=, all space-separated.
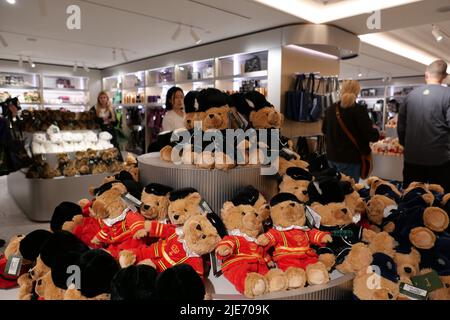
xmin=199 ymin=199 xmax=213 ymax=214
xmin=399 ymin=282 xmax=428 ymax=300
xmin=411 ymin=270 xmax=443 ymax=293
xmin=305 ymin=206 xmax=321 ymax=229
xmin=121 ymin=193 xmax=142 ymax=212
xmin=4 ymin=255 xmax=23 ymax=277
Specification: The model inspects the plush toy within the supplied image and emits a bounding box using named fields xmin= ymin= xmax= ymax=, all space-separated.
xmin=154 ymin=264 xmax=206 ymax=301
xmin=366 ymin=195 xmax=398 ymax=233
xmin=184 ymin=90 xmax=205 ymax=130
xmin=50 ymin=201 xmax=83 ymax=232
xmin=393 ymin=246 xmax=421 ymax=279
xmin=353 ymin=252 xmax=400 ymax=300
xmin=278 ymin=149 xmax=309 ymax=176
xmin=119 ymin=213 xmax=225 ymax=279
xmin=74 ymin=151 xmax=90 ymax=175
xmin=367 ymin=177 xmax=402 ymax=202
xmin=64 ymin=249 xmax=119 ymax=300
xmin=140 ymin=183 xmax=173 ymax=221
xmin=216 ymin=201 xmax=287 ymax=298
xmin=197 ymin=88 xmax=230 ymax=131
xmin=279 ymin=167 xmax=313 ymax=203
xmin=57 ymin=152 xmax=79 ymax=177
xmin=89 ymin=182 xmax=146 ymax=258
xmin=167 ymin=188 xmax=203 ymax=226
xmin=257 ymin=193 xmax=332 ymax=287
xmin=111 ymin=264 xmax=158 ymax=300
xmin=230 ymin=185 xmax=270 ymax=222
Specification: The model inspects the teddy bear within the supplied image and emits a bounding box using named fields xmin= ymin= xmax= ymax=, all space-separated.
xmin=366 ymin=195 xmax=398 ymax=233
xmin=183 ymin=90 xmax=205 ymax=130
xmin=310 ymin=201 xmax=372 ymax=271
xmin=64 ymin=249 xmax=119 ymax=300
xmin=50 ymin=201 xmax=83 ymax=233
xmin=367 ymin=177 xmax=402 ymax=202
xmin=167 ymin=188 xmax=204 ymax=226
xmin=279 ymin=167 xmax=313 ymax=203
xmin=88 ymin=182 xmax=146 ymax=258
xmin=110 ymin=264 xmax=158 ymax=300
xmin=0 ymin=235 xmax=33 ymax=289
xmin=140 ymin=183 xmax=173 ymax=221
xmin=393 ymin=246 xmax=421 ymax=280
xmin=353 ymin=252 xmax=400 ymax=300
xmin=123 ymin=153 xmax=139 ymax=181
xmin=229 ymin=185 xmax=271 ymax=222
xmin=197 ymin=88 xmax=231 ymax=131
xmin=119 ymin=213 xmax=226 ymax=278
xmin=216 ymin=200 xmax=288 ymax=298
xmin=56 ymin=152 xmax=79 ymax=177
xmin=256 ymin=193 xmax=333 ymax=288
xmin=74 ymin=151 xmax=90 ymax=175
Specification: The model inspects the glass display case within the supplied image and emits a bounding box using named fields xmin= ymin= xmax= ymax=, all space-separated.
xmin=122 ymin=71 xmax=145 ymax=105
xmin=42 ymin=75 xmax=89 ymax=111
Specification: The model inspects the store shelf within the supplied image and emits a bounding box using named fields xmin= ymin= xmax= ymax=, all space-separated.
xmin=122 ymin=86 xmax=146 ymax=90
xmin=43 ymin=103 xmax=88 ymax=107
xmin=146 ymin=82 xmax=175 ymax=88
xmin=176 ymin=79 xmax=215 ymax=85
xmin=43 ymin=87 xmax=88 ymax=92
xmin=0 ymin=85 xmax=40 ymax=90
xmin=216 ymin=70 xmax=268 ymax=81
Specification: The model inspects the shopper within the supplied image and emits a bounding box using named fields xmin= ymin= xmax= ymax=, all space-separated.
xmin=322 ymin=80 xmax=380 ymax=182
xmin=398 ymin=60 xmax=450 ymax=192
xmin=90 ymin=91 xmax=122 ymax=158
xmin=161 ymin=86 xmax=185 ymax=132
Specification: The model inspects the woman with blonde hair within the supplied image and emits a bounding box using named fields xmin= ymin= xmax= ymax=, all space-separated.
xmin=322 ymin=80 xmax=380 ymax=181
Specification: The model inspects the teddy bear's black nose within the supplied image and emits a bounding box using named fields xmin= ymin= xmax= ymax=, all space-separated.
xmin=265 ymin=205 xmax=270 ymax=210
xmin=37 ymin=279 xmax=42 ymax=285
xmin=404 ymin=267 xmax=412 ymax=274
xmin=143 ymin=205 xmax=150 ymax=210
xmin=209 ymin=114 xmax=214 ymax=119
xmin=187 ymin=119 xmax=191 ymax=123
xmin=342 ymin=208 xmax=348 ymax=214
xmin=174 ymin=215 xmax=180 ymax=220
xmin=290 ymin=203 xmax=295 ymax=207
xmin=388 ymin=293 xmax=393 ymax=299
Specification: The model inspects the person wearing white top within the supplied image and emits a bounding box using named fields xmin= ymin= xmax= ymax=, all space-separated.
xmin=162 ymin=86 xmax=185 ymax=132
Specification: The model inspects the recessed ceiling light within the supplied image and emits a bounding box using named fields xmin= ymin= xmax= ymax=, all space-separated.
xmin=253 ymin=0 xmax=422 ymax=24
xmin=6 ymin=0 xmax=16 ymax=5
xmin=190 ymin=28 xmax=202 ymax=45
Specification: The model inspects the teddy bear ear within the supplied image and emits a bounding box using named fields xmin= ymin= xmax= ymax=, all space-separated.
xmin=188 ymin=192 xmax=202 ymax=202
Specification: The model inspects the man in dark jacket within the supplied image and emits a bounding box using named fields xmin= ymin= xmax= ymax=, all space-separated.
xmin=398 ymin=60 xmax=450 ymax=192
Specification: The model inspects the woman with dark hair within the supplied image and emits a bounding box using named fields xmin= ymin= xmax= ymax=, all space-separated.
xmin=161 ymin=86 xmax=184 ymax=132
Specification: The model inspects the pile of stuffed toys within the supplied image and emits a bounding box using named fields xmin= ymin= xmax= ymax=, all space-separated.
xmin=0 ymin=90 xmax=448 ymax=300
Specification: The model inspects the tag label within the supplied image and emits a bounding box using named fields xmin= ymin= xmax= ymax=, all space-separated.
xmin=399 ymin=282 xmax=428 ymax=300
xmin=411 ymin=270 xmax=444 ymax=293
xmin=305 ymin=206 xmax=321 ymax=229
xmin=313 ymin=181 xmax=323 ymax=195
xmin=199 ymin=199 xmax=213 ymax=214
xmin=121 ymin=193 xmax=141 ymax=212
xmin=383 ymin=204 xmax=398 ymax=218
xmin=5 ymin=255 xmax=23 ymax=277
xmin=352 ymin=213 xmax=361 ymax=224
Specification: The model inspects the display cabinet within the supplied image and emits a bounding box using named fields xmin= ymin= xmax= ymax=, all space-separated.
xmin=42 ymin=75 xmax=89 ymax=112
xmin=0 ymin=71 xmax=41 ymax=109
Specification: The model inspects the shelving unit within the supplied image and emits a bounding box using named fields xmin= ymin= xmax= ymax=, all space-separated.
xmin=0 ymin=72 xmax=41 ymax=108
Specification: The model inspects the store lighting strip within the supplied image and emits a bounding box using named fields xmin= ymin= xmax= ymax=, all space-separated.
xmin=286 ymin=45 xmax=339 ymax=60
xmin=359 ymin=33 xmax=450 ymax=73
xmin=253 ymin=0 xmax=422 ymax=24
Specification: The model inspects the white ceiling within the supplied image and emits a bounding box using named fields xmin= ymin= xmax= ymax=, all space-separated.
xmin=0 ymin=0 xmax=449 ymax=80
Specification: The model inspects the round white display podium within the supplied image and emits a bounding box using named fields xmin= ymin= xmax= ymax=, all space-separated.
xmin=138 ymin=153 xmax=279 ymax=215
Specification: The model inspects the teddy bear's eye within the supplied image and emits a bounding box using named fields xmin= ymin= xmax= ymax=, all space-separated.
xmin=446 ymin=283 xmax=450 ymax=288
xmin=184 ymin=209 xmax=187 ymax=212
xmin=241 ymin=212 xmax=245 ymax=216
xmin=294 ymin=187 xmax=298 ymax=189
xmin=156 ymin=202 xmax=159 ymax=206
xmin=196 ymin=224 xmax=202 ymax=231
xmin=201 ymin=235 xmax=206 ymax=239
xmin=302 ymin=190 xmax=308 ymax=195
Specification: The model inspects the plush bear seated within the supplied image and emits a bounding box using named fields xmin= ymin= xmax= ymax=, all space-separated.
xmin=140 ymin=183 xmax=173 ymax=222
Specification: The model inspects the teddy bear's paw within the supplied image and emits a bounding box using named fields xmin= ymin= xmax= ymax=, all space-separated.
xmin=91 ymin=237 xmax=101 ymax=245
xmin=137 ymin=259 xmax=157 ymax=269
xmin=423 ymin=207 xmax=449 ymax=233
xmin=318 ymin=253 xmax=336 ymax=271
xmin=244 ymin=273 xmax=268 ymax=298
xmin=215 ymin=245 xmax=231 ymax=258
xmin=306 ymin=262 xmax=330 ymax=285
xmin=265 ymin=268 xmax=288 ymax=292
xmin=160 ymin=146 xmax=173 ymax=162
xmin=90 ymin=293 xmax=110 ymax=300
xmin=62 ymin=221 xmax=75 ymax=232
xmin=256 ymin=234 xmax=269 ymax=246
xmin=409 ymin=227 xmax=436 ymax=249
xmin=78 ymin=198 xmax=90 ymax=208
xmin=64 ymin=285 xmax=83 ymax=300
xmin=382 ymin=222 xmax=395 ymax=233
xmin=133 ymin=229 xmax=147 ymax=239
xmin=118 ymin=250 xmax=136 ymax=268
xmin=285 ymin=267 xmax=306 ymax=289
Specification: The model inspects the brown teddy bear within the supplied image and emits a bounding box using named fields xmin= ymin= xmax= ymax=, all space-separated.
xmin=279 ymin=167 xmax=313 ymax=203
xmin=140 ymin=183 xmax=173 ymax=221
xmin=119 ymin=213 xmax=225 ymax=279
xmin=184 ymin=90 xmax=205 ymax=130
xmin=366 ymin=195 xmax=398 ymax=233
xmin=228 ymin=185 xmax=271 ymax=222
xmin=216 ymin=200 xmax=288 ymax=298
xmin=257 ymin=193 xmax=332 ymax=287
xmin=89 ymin=182 xmax=146 ymax=258
xmin=35 ymin=271 xmax=65 ymax=300
xmin=74 ymin=151 xmax=90 ymax=175
xmin=393 ymin=246 xmax=421 ymax=279
xmin=167 ymin=188 xmax=204 ymax=226
xmin=367 ymin=177 xmax=402 ymax=202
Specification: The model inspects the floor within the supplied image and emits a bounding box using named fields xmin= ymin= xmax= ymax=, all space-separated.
xmin=0 ymin=174 xmax=48 ymax=300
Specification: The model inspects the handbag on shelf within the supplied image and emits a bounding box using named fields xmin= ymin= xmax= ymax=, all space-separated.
xmin=244 ymin=55 xmax=262 ymax=73
xmin=285 ymin=73 xmax=317 ymax=122
xmin=335 ymin=106 xmax=373 ymax=179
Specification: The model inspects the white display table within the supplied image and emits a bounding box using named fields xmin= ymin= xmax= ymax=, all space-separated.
xmin=138 ymin=153 xmax=279 ymax=215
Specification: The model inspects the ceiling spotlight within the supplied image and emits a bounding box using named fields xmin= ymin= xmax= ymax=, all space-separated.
xmin=358 ymin=73 xmax=363 ymax=77
xmin=121 ymin=49 xmax=128 ymax=62
xmin=6 ymin=0 xmax=16 ymax=4
xmin=83 ymin=62 xmax=89 ymax=73
xmin=190 ymin=28 xmax=202 ymax=45
xmin=73 ymin=62 xmax=78 ymax=72
xmin=112 ymin=48 xmax=116 ymax=61
xmin=432 ymin=25 xmax=445 ymax=42
xmin=27 ymin=57 xmax=35 ymax=68
xmin=18 ymin=55 xmax=23 ymax=68
xmin=171 ymin=24 xmax=182 ymax=41
xmin=0 ymin=34 xmax=8 ymax=48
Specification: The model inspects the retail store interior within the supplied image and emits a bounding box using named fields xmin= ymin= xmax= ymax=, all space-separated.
xmin=0 ymin=0 xmax=449 ymax=301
